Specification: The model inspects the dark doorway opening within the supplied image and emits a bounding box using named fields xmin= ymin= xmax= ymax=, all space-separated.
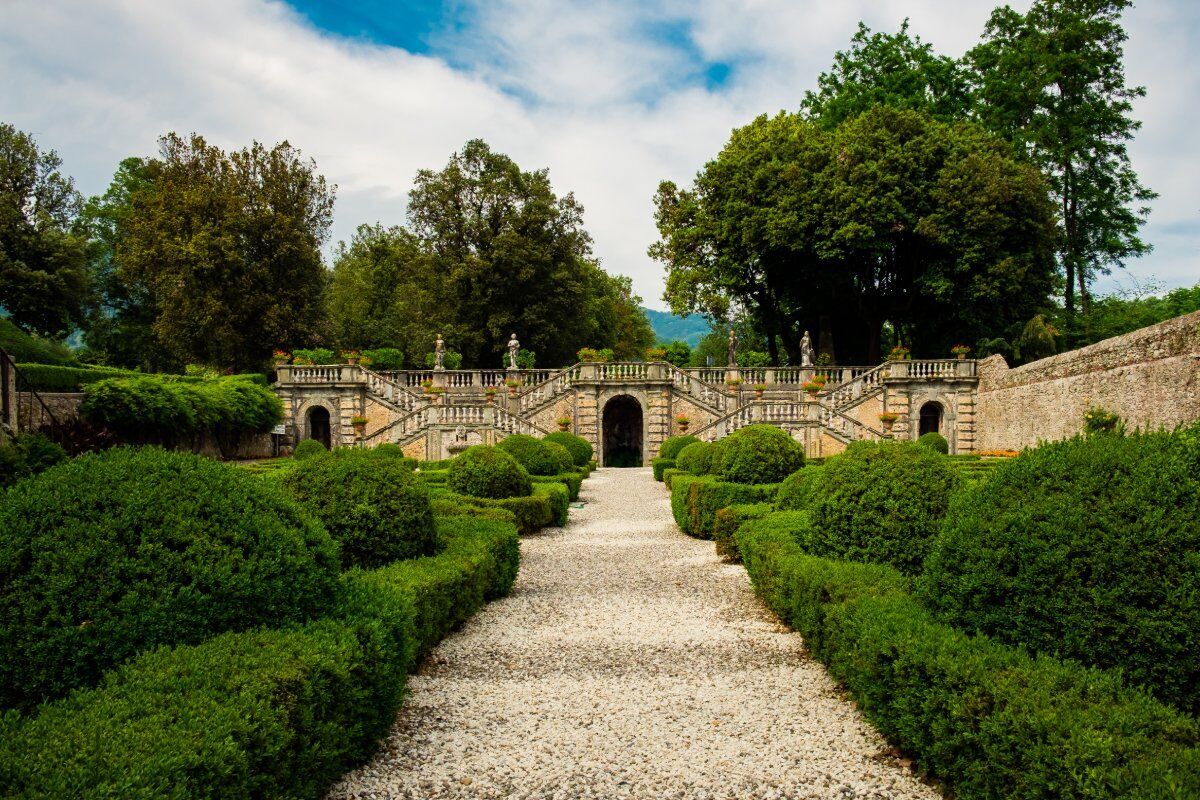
xmin=602 ymin=395 xmax=643 ymax=467
xmin=307 ymin=406 xmax=331 ymax=449
xmin=919 ymin=401 xmax=943 ymax=437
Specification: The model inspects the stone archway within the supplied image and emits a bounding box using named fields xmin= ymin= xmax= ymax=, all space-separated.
xmin=306 ymin=405 xmax=331 ymax=449
xmin=602 ymin=395 xmax=643 ymax=467
xmin=919 ymin=401 xmax=943 ymax=437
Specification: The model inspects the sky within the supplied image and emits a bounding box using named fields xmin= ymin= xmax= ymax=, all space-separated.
xmin=2 ymin=0 xmax=1198 ymax=310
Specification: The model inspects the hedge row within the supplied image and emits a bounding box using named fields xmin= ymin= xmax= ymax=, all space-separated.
xmin=651 ymin=457 xmax=675 ymax=481
xmin=17 ymin=363 xmax=268 ymax=393
xmin=0 ymin=515 xmax=520 ymax=799
xmin=732 ymin=514 xmax=1200 ymax=800
xmin=711 ymin=502 xmax=771 ymax=561
xmin=430 ymin=482 xmax=567 ymax=535
xmin=669 ymin=473 xmax=778 ymax=539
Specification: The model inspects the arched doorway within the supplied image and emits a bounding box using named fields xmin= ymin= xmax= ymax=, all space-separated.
xmin=918 ymin=401 xmax=943 ymax=437
xmin=602 ymin=395 xmax=643 ymax=467
xmin=307 ymin=406 xmax=331 ymax=449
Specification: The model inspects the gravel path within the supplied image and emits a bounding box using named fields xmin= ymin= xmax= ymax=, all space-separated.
xmin=327 ymin=467 xmax=940 ymax=800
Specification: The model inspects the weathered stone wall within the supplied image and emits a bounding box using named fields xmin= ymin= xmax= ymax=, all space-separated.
xmin=17 ymin=391 xmax=84 ymax=429
xmin=976 ymin=311 xmax=1200 ymax=450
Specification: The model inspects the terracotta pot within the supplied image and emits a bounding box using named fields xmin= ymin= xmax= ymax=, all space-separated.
xmin=352 ymin=422 xmax=366 ymax=437
xmin=508 ymin=386 xmax=518 ymax=397
xmin=557 ymin=422 xmax=570 ymax=432
xmin=678 ymin=422 xmax=689 ymax=433
xmin=956 ymin=352 xmax=966 ymax=360
xmin=755 ymin=389 xmax=764 ymax=400
xmin=486 ymin=394 xmax=496 ymax=405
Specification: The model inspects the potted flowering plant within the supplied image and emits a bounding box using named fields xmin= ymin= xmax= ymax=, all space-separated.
xmin=420 ymin=378 xmax=433 ymax=393
xmin=350 ymin=415 xmax=368 ymax=436
xmin=888 ymin=345 xmax=910 ymax=361
xmin=505 ymin=378 xmax=521 ymax=397
xmin=725 ymin=377 xmax=743 ymax=390
xmin=272 ymin=349 xmax=290 ymax=366
xmin=675 ymin=413 xmax=690 ymax=433
xmin=342 ymin=350 xmax=361 ymax=365
xmin=801 ymin=374 xmax=827 ymax=396
xmin=556 ymin=416 xmax=572 ymax=432
xmin=951 ymin=344 xmax=971 ymax=359
xmin=878 ymin=411 xmax=899 ymax=432
xmin=428 ymin=386 xmax=446 ymax=402
xmin=484 ymin=386 xmax=498 ymax=404
xmin=293 ymin=355 xmax=314 ymax=366
xmin=753 ymin=383 xmax=767 ymax=399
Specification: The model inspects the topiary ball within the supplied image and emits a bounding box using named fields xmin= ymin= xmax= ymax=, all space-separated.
xmin=916 ymin=431 xmax=949 ymax=454
xmin=497 ymin=434 xmax=562 ymax=476
xmin=284 ymin=448 xmax=436 ymax=570
xmin=774 ymin=464 xmax=825 ymax=511
xmin=293 ymin=439 xmax=327 ymax=460
xmin=448 ymin=445 xmax=532 ymax=499
xmin=712 ymin=424 xmax=804 ymax=485
xmin=542 ymin=431 xmax=593 ymax=466
xmin=676 ymin=440 xmax=715 ymax=475
xmin=0 ymin=447 xmax=340 ymax=711
xmin=658 ymin=435 xmax=699 ymax=460
xmin=542 ymin=440 xmax=575 ymax=474
xmin=807 ymin=441 xmax=959 ymax=576
xmin=920 ymin=431 xmax=1200 ymax=714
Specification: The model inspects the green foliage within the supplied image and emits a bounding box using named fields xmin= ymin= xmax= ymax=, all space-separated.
xmin=429 ymin=497 xmax=518 ymax=526
xmin=676 ymin=440 xmax=715 ymax=475
xmin=662 ymin=339 xmax=692 ymax=366
xmin=360 ymin=347 xmax=404 ymax=370
xmin=916 ymin=431 xmax=949 ymax=454
xmin=434 ymin=489 xmax=554 ymax=535
xmin=497 ymin=434 xmax=563 ymax=476
xmin=712 ymin=425 xmax=804 ymax=485
xmin=541 ymin=440 xmax=575 ymax=474
xmin=531 ymin=472 xmax=583 ymax=502
xmin=0 ymin=433 xmax=68 ymax=489
xmin=658 ymin=434 xmax=699 ymax=460
xmin=920 ymin=432 xmax=1200 ymax=714
xmin=533 ymin=482 xmax=570 ymax=527
xmin=806 ymin=442 xmax=959 ymax=575
xmin=0 ymin=447 xmax=340 ymax=710
xmin=283 ymin=449 xmax=437 ymax=569
xmin=0 ymin=124 xmax=89 ymax=338
xmin=293 ymin=438 xmax=327 ymax=460
xmin=670 ymin=474 xmax=778 ymax=539
xmin=0 ymin=317 xmax=76 ymax=365
xmin=774 ymin=464 xmax=825 ymax=511
xmin=0 ymin=515 xmax=520 ymax=798
xmin=1083 ymin=405 xmax=1123 ymax=435
xmin=542 ymin=431 xmax=592 ymax=466
xmin=292 ymin=347 xmax=336 ymax=364
xmin=651 ymin=457 xmax=675 ymax=481
xmin=1062 ymin=282 xmax=1200 ymax=348
xmin=446 ymin=445 xmax=532 ymax=499
xmin=423 ymin=349 xmax=463 ymax=370
xmin=734 ymin=513 xmax=1200 ymax=800
xmin=1016 ymin=313 xmax=1058 ymax=362
xmin=712 ymin=503 xmax=772 ymax=561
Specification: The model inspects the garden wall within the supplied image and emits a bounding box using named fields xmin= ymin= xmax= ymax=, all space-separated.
xmin=976 ymin=310 xmax=1200 ymax=450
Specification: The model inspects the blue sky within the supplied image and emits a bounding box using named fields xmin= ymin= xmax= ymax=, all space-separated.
xmin=2 ymin=0 xmax=1197 ymax=308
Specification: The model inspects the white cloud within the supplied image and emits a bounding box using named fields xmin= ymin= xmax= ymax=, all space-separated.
xmin=1 ymin=0 xmax=1195 ymax=312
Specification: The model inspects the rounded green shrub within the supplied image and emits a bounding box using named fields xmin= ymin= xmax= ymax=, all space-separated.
xmin=658 ymin=435 xmax=699 ymax=460
xmin=676 ymin=440 xmax=715 ymax=475
xmin=806 ymin=441 xmax=959 ymax=575
xmin=774 ymin=464 xmax=825 ymax=511
xmin=712 ymin=424 xmax=804 ymax=485
xmin=447 ymin=445 xmax=532 ymax=499
xmin=920 ymin=431 xmax=1200 ymax=714
xmin=542 ymin=440 xmax=575 ymax=474
xmin=497 ymin=434 xmax=561 ymax=476
xmin=542 ymin=431 xmax=592 ymax=466
xmin=916 ymin=432 xmax=949 ymax=454
xmin=284 ymin=449 xmax=437 ymax=569
xmin=0 ymin=447 xmax=340 ymax=710
xmin=293 ymin=439 xmax=327 ymax=460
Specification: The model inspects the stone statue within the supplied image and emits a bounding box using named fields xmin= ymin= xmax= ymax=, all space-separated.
xmin=727 ymin=328 xmax=738 ymax=367
xmin=434 ymin=334 xmax=446 ymax=370
xmin=507 ymin=333 xmax=520 ymax=370
xmin=800 ymin=330 xmax=815 ymax=367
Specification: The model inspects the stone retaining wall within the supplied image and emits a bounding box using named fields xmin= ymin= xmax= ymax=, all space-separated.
xmin=976 ymin=311 xmax=1200 ymax=450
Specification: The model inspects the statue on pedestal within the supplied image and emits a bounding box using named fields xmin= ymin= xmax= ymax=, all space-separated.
xmin=800 ymin=330 xmax=815 ymax=367
xmin=727 ymin=328 xmax=738 ymax=367
xmin=506 ymin=333 xmax=520 ymax=370
xmin=434 ymin=334 xmax=446 ymax=370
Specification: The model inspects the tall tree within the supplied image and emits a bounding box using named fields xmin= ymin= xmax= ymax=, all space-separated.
xmin=117 ymin=133 xmax=334 ymax=371
xmin=802 ymin=21 xmax=972 ymax=128
xmin=968 ymin=0 xmax=1155 ymax=320
xmin=0 ymin=123 xmax=89 ymax=338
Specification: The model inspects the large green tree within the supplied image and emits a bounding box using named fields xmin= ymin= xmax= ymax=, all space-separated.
xmin=653 ymin=108 xmax=1058 ymax=362
xmin=116 ymin=133 xmax=334 ymax=371
xmin=968 ymin=0 xmax=1154 ymax=321
xmin=0 ymin=123 xmax=89 ymax=338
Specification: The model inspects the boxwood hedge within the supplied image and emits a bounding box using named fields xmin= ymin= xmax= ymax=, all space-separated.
xmin=657 ymin=434 xmax=699 ymax=460
xmin=675 ymin=441 xmax=715 ymax=475
xmin=497 ymin=434 xmax=563 ymax=476
xmin=712 ymin=424 xmax=804 ymax=485
xmin=542 ymin=431 xmax=593 ymax=466
xmin=447 ymin=445 xmax=532 ymax=499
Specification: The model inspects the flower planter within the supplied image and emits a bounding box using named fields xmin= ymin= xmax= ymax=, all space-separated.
xmin=754 ymin=389 xmax=764 ymax=400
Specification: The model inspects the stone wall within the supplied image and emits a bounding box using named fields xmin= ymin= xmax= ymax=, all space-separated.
xmin=976 ymin=311 xmax=1200 ymax=450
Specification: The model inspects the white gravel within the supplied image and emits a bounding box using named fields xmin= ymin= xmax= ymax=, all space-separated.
xmin=327 ymin=467 xmax=940 ymax=800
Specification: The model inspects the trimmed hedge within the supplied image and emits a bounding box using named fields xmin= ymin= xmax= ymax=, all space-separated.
xmin=675 ymin=440 xmax=715 ymax=475
xmin=542 ymin=431 xmax=593 ymax=466
xmin=534 ymin=481 xmax=570 ymax=527
xmin=658 ymin=434 xmax=699 ymax=460
xmin=542 ymin=440 xmax=576 ymax=475
xmin=733 ymin=513 xmax=1200 ymax=800
xmin=916 ymin=431 xmax=949 ymax=454
xmin=712 ymin=502 xmax=771 ymax=561
xmin=284 ymin=449 xmax=437 ymax=569
xmin=921 ymin=431 xmax=1200 ymax=714
xmin=670 ymin=474 xmax=777 ymax=539
xmin=532 ymin=471 xmax=582 ymax=501
xmin=447 ymin=445 xmax=532 ymax=499
xmin=774 ymin=464 xmax=825 ymax=511
xmin=497 ymin=434 xmax=563 ymax=476
xmin=433 ymin=488 xmax=558 ymax=535
xmin=0 ymin=447 xmax=340 ymax=711
xmin=651 ymin=457 xmax=674 ymax=481
xmin=0 ymin=317 xmax=75 ymax=365
xmin=293 ymin=438 xmax=327 ymax=460
xmin=430 ymin=497 xmax=519 ymax=526
xmin=661 ymin=467 xmax=685 ymax=488
xmin=0 ymin=515 xmax=520 ymax=798
xmin=806 ymin=441 xmax=959 ymax=575
xmin=712 ymin=424 xmax=804 ymax=485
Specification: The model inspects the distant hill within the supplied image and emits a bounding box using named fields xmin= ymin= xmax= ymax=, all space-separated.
xmin=642 ymin=308 xmax=711 ymax=347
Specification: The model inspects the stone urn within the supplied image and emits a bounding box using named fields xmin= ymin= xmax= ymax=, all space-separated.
xmin=485 ymin=390 xmax=497 ymax=405
xmin=557 ymin=418 xmax=571 ymax=432
xmin=676 ymin=418 xmax=690 ymax=434
xmin=754 ymin=387 xmax=765 ymax=400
